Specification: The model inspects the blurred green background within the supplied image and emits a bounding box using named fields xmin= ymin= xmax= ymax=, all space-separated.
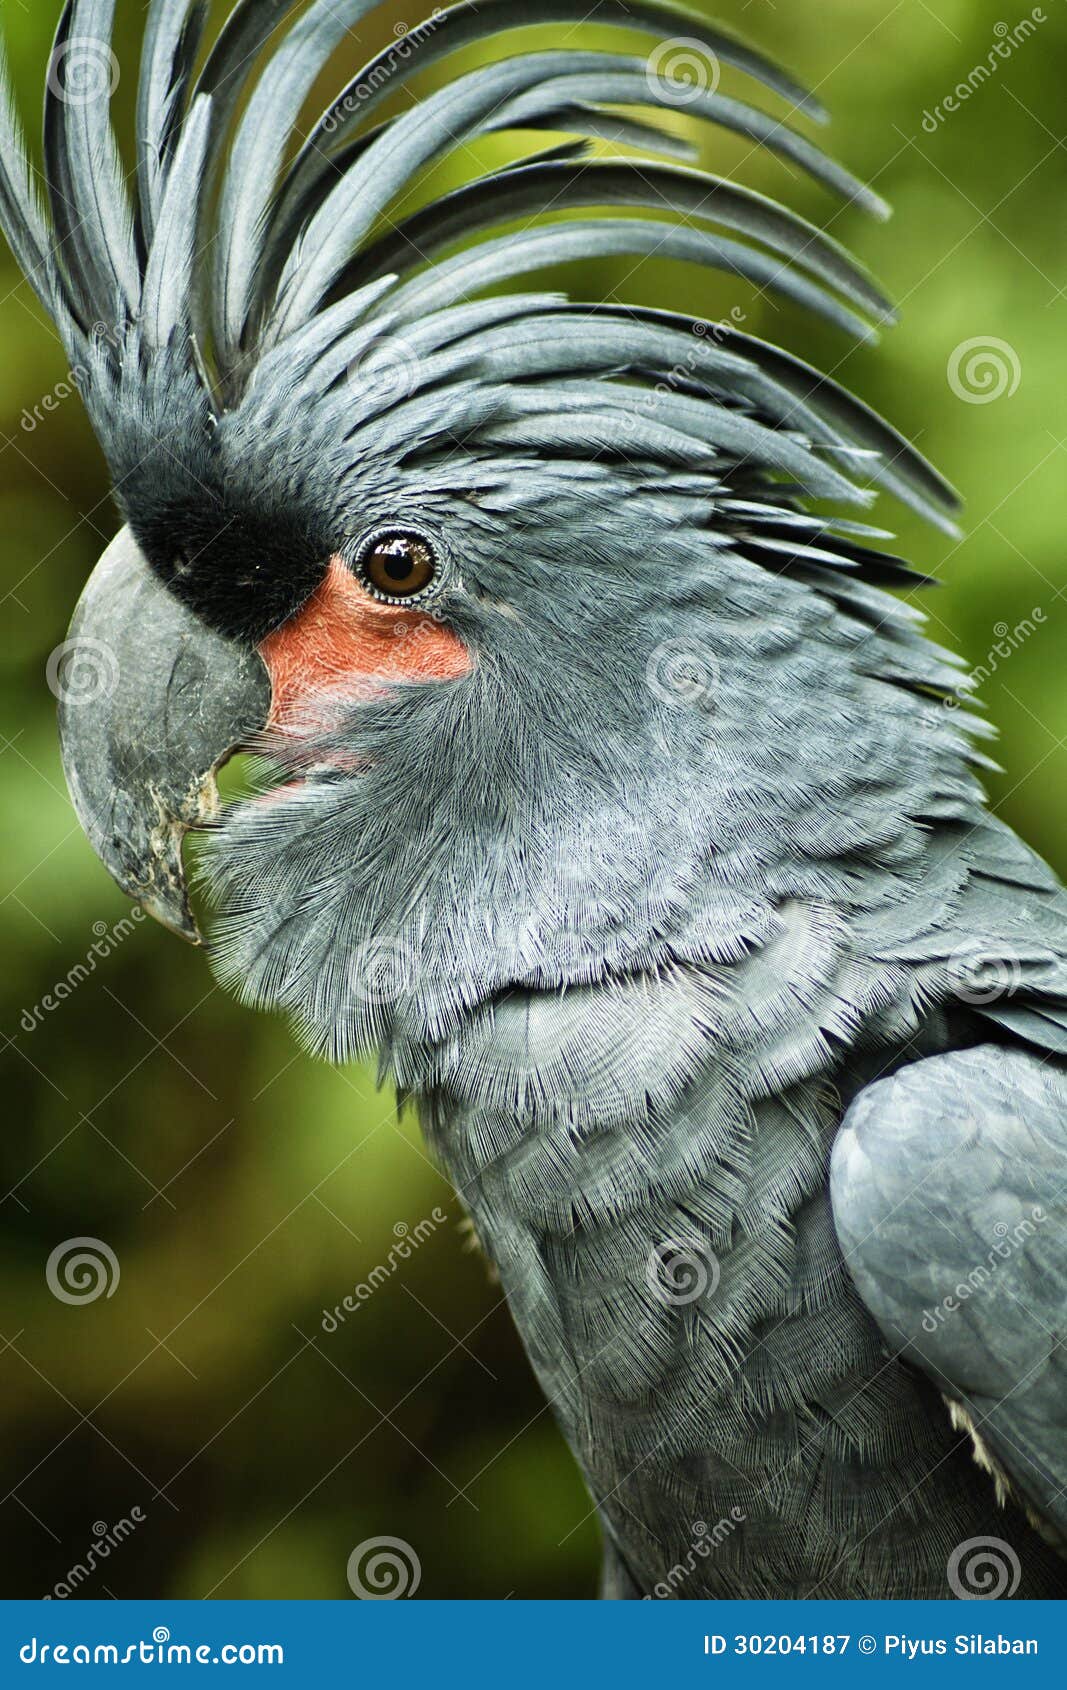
xmin=1 ymin=0 xmax=1065 ymax=1600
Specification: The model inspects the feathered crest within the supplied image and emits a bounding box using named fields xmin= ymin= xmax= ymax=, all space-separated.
xmin=0 ymin=0 xmax=959 ymax=549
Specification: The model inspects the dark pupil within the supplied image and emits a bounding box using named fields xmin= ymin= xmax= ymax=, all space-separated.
xmin=363 ymin=532 xmax=435 ymax=598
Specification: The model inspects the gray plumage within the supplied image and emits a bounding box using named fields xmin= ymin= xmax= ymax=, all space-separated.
xmin=2 ymin=0 xmax=1065 ymax=1598
xmin=832 ymin=1048 xmax=1067 ymax=1551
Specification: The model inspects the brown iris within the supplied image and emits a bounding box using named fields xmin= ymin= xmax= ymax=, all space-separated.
xmin=358 ymin=529 xmax=438 ymax=601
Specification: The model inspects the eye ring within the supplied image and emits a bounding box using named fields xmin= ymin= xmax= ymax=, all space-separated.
xmin=351 ymin=525 xmax=443 ymax=605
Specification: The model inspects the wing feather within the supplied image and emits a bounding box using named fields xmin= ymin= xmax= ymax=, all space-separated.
xmin=832 ymin=1046 xmax=1067 ymax=1548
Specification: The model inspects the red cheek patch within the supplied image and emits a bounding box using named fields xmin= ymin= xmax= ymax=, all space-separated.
xmin=259 ymin=554 xmax=472 ymax=737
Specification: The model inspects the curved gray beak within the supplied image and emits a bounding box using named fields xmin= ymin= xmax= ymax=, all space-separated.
xmin=57 ymin=527 xmax=272 ymax=943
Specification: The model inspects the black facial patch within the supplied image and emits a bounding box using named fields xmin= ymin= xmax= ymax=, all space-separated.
xmin=116 ymin=451 xmax=334 ymax=647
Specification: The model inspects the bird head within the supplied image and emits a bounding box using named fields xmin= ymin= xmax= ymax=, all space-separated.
xmin=1 ymin=0 xmax=968 ymax=1069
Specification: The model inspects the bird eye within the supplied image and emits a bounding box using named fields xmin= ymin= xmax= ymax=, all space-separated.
xmin=356 ymin=529 xmax=438 ymax=603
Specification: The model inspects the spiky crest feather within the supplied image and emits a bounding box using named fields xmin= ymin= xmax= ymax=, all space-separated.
xmin=1 ymin=0 xmax=957 ymax=551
